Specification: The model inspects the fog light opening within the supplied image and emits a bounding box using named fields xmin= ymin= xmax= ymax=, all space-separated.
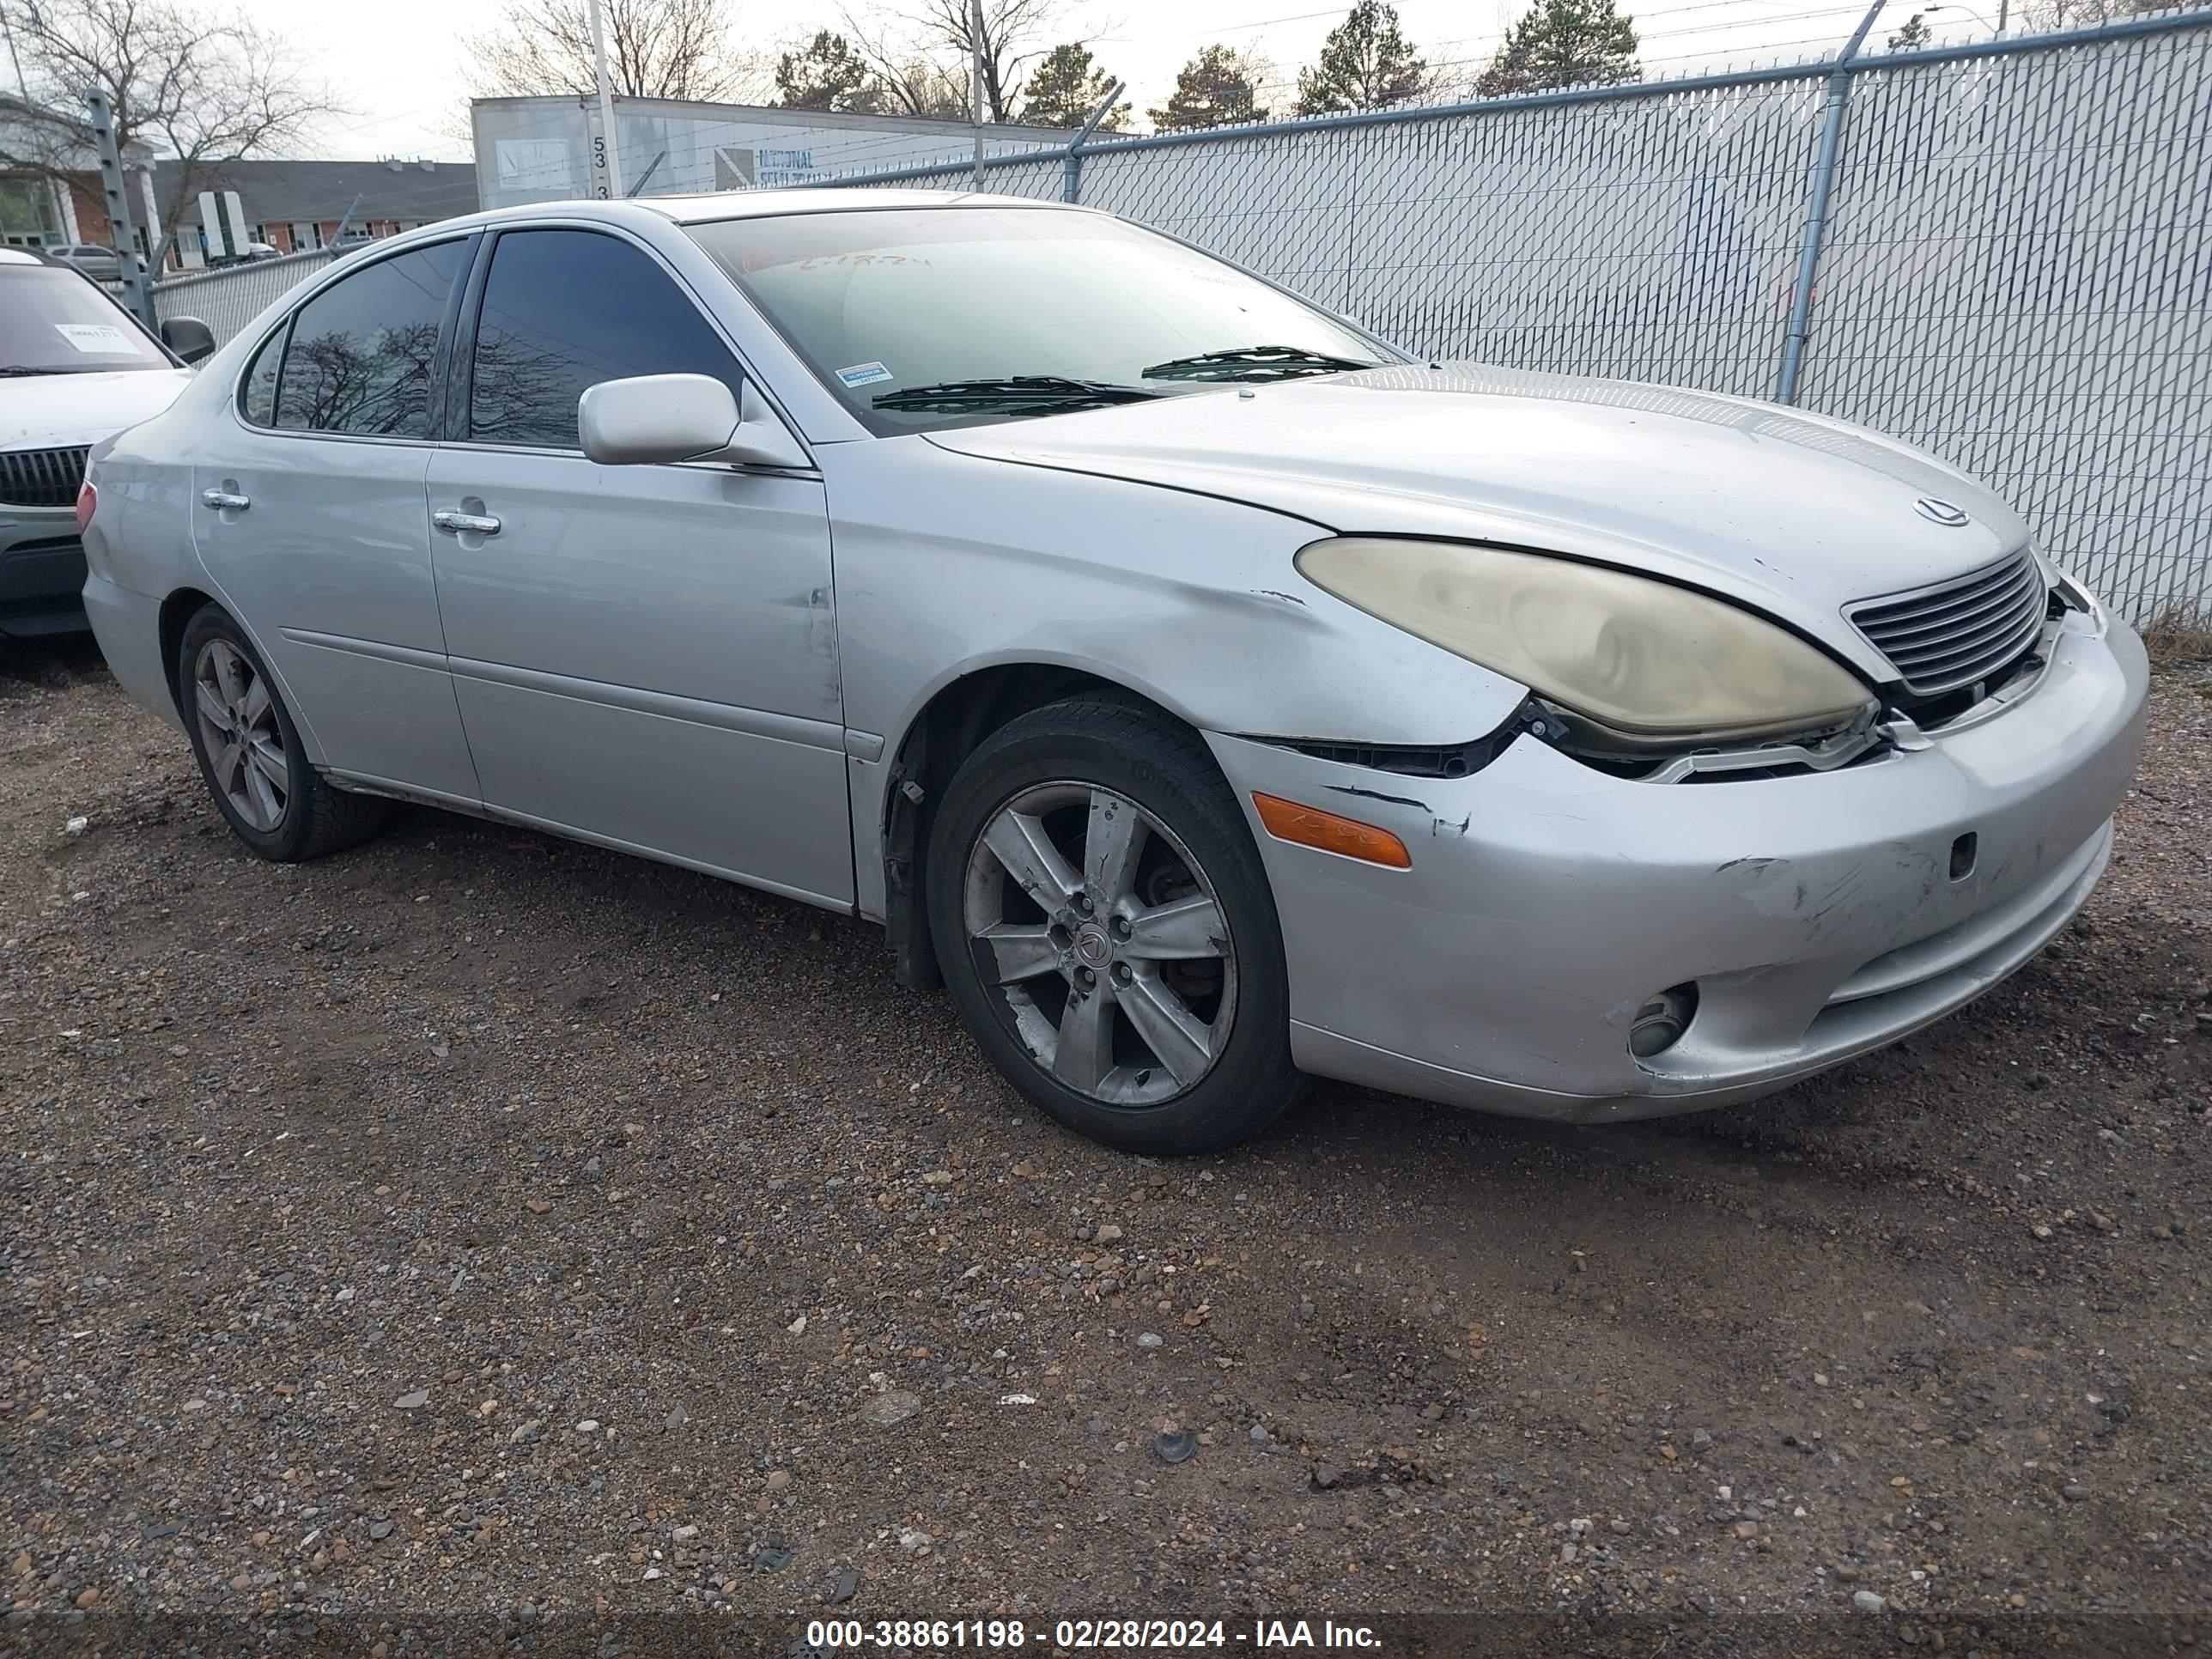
xmin=1629 ymin=983 xmax=1699 ymax=1059
xmin=1949 ymin=832 xmax=1978 ymax=882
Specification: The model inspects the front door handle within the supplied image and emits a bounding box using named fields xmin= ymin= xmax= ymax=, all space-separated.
xmin=200 ymin=489 xmax=251 ymax=511
xmin=433 ymin=508 xmax=501 ymax=537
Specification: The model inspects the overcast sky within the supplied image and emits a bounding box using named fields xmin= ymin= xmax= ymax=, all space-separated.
xmin=243 ymin=0 xmax=1994 ymax=162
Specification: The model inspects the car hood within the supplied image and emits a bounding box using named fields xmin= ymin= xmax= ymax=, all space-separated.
xmin=924 ymin=362 xmax=2033 ymax=676
xmin=0 ymin=368 xmax=192 ymax=451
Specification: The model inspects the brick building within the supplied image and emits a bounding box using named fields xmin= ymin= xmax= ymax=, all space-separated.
xmin=155 ymin=156 xmax=477 ymax=270
xmin=0 ymin=95 xmax=161 ymax=254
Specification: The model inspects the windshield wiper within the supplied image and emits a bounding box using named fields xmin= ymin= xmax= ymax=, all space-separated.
xmin=872 ymin=376 xmax=1162 ymax=416
xmin=0 ymin=365 xmax=61 ymax=377
xmin=1139 ymin=345 xmax=1382 ymax=383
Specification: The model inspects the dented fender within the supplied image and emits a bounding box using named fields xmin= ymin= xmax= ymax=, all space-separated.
xmin=824 ymin=438 xmax=1531 ymax=919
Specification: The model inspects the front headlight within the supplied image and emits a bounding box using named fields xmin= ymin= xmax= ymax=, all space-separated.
xmin=1295 ymin=538 xmax=1875 ymax=747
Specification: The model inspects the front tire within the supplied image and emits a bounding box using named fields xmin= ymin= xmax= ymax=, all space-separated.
xmin=176 ymin=604 xmax=388 ymax=862
xmin=925 ymin=697 xmax=1305 ymax=1154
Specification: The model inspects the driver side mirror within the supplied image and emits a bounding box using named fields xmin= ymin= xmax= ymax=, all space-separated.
xmin=160 ymin=315 xmax=216 ymax=365
xmin=578 ymin=373 xmax=808 ymax=471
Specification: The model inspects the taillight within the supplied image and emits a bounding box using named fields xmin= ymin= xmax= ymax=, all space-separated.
xmin=75 ymin=481 xmax=97 ymax=536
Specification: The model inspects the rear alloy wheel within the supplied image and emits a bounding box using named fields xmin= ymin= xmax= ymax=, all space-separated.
xmin=176 ymin=604 xmax=390 ymax=862
xmin=191 ymin=637 xmax=289 ymax=832
xmin=927 ymin=698 xmax=1303 ymax=1153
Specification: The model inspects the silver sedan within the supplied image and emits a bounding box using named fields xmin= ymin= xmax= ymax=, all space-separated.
xmin=80 ymin=190 xmax=2148 ymax=1153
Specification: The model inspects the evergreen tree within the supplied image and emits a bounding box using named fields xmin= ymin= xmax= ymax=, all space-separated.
xmin=1474 ymin=0 xmax=1638 ymax=97
xmin=1149 ymin=44 xmax=1272 ymax=131
xmin=775 ymin=31 xmax=877 ymax=112
xmin=1018 ymin=42 xmax=1128 ymax=127
xmin=1886 ymin=11 xmax=1933 ymax=48
xmin=1294 ymin=0 xmax=1428 ymax=116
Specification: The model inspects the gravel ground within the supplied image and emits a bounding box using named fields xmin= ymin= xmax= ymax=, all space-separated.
xmin=3 ymin=640 xmax=2209 ymax=1651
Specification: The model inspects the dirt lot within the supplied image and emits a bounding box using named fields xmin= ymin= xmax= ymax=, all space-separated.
xmin=3 ymin=640 xmax=2209 ymax=1652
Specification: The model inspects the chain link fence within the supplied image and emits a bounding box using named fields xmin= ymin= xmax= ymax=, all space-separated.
xmin=151 ymin=246 xmax=340 ymax=349
xmin=799 ymin=11 xmax=2212 ymax=623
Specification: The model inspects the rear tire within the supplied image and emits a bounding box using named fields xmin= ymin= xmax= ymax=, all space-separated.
xmin=926 ymin=697 xmax=1305 ymax=1154
xmin=176 ymin=604 xmax=389 ymax=862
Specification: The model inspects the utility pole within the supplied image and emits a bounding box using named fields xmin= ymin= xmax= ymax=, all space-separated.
xmin=970 ymin=0 xmax=987 ymax=191
xmin=0 ymin=1 xmax=32 ymax=100
xmin=587 ymin=0 xmax=624 ymax=198
xmin=84 ymin=88 xmax=156 ymax=331
xmin=588 ymin=0 xmax=623 ymax=200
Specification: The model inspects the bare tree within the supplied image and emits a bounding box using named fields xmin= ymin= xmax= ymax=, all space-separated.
xmin=2014 ymin=0 xmax=2179 ymax=27
xmin=841 ymin=0 xmax=1059 ymax=123
xmin=0 ymin=0 xmax=334 ymax=260
xmin=834 ymin=9 xmax=975 ymax=119
xmin=465 ymin=0 xmax=762 ymax=100
xmin=863 ymin=56 xmax=974 ymax=119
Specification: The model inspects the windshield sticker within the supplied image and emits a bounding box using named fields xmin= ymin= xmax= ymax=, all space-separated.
xmin=836 ymin=361 xmax=894 ymax=388
xmin=55 ymin=322 xmax=136 ymax=354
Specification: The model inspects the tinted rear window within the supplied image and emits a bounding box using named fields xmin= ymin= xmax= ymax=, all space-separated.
xmin=274 ymin=240 xmax=469 ymax=437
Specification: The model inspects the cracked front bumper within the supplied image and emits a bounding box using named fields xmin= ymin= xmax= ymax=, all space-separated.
xmin=1206 ymin=608 xmax=2148 ymax=1122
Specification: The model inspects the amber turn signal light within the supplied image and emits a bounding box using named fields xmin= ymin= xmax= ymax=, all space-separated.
xmin=1251 ymin=793 xmax=1413 ymax=869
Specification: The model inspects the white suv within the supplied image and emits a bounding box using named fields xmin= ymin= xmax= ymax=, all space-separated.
xmin=0 ymin=249 xmax=208 ymax=638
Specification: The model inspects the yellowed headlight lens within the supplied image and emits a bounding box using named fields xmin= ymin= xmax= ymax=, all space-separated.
xmin=1296 ymin=538 xmax=1873 ymax=741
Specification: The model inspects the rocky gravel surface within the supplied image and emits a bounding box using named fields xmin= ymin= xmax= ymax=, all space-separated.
xmin=3 ymin=642 xmax=2209 ymax=1653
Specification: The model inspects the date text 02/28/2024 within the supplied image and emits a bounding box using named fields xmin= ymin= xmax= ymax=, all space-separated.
xmin=804 ymin=1620 xmax=1383 ymax=1650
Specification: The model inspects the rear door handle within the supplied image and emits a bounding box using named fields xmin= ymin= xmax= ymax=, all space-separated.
xmin=433 ymin=509 xmax=501 ymax=537
xmin=200 ymin=489 xmax=250 ymax=511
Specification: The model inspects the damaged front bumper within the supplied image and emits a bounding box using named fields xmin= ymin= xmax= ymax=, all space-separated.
xmin=1206 ymin=605 xmax=2149 ymax=1123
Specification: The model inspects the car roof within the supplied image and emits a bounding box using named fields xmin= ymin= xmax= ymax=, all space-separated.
xmin=635 ymin=186 xmax=1075 ymax=225
xmin=404 ymin=188 xmax=1084 ymax=243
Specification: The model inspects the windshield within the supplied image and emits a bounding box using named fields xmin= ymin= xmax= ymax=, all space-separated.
xmin=0 ymin=264 xmax=171 ymax=375
xmin=685 ymin=206 xmax=1395 ymax=433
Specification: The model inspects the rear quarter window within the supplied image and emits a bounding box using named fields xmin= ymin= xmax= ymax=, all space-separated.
xmin=240 ymin=325 xmax=285 ymax=426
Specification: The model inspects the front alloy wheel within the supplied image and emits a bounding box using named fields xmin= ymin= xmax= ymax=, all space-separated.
xmin=964 ymin=781 xmax=1237 ymax=1107
xmin=927 ymin=696 xmax=1304 ymax=1154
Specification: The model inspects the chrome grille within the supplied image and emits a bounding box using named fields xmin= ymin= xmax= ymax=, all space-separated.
xmin=1847 ymin=550 xmax=2048 ymax=698
xmin=0 ymin=447 xmax=91 ymax=512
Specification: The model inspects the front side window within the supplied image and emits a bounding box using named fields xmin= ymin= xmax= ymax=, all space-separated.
xmin=468 ymin=229 xmax=744 ymax=450
xmin=0 ymin=261 xmax=171 ymax=375
xmin=684 ymin=207 xmax=1392 ymax=434
xmin=274 ymin=239 xmax=469 ymax=438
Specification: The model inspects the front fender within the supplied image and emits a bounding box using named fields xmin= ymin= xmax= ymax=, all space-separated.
xmin=823 ymin=437 xmax=1529 ymax=919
